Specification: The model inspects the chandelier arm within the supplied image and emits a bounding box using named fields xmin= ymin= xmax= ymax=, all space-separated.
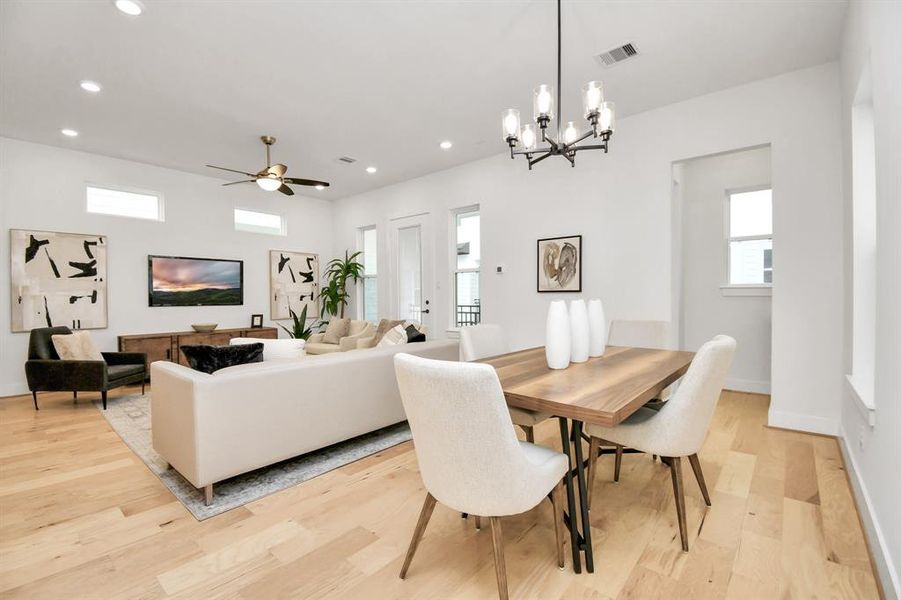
xmin=569 ymin=143 xmax=608 ymax=152
xmin=513 ymin=147 xmax=554 ymax=156
xmin=561 ymin=128 xmax=597 ymax=153
xmin=528 ymin=151 xmax=555 ymax=168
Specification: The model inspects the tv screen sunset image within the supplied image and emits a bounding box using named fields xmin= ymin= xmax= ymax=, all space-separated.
xmin=149 ymin=256 xmax=243 ymax=306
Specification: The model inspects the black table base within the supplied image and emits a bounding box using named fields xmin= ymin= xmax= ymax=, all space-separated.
xmin=558 ymin=417 xmax=594 ymax=573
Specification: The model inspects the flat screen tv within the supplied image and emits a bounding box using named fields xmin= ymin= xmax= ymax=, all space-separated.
xmin=148 ymin=255 xmax=244 ymax=307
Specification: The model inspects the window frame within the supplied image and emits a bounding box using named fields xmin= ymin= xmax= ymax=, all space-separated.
xmin=357 ymin=225 xmax=378 ymax=322
xmin=450 ymin=205 xmax=481 ymax=329
xmin=233 ymin=207 xmax=286 ymax=236
xmin=85 ymin=182 xmax=165 ymax=222
xmin=723 ymin=185 xmax=773 ymax=293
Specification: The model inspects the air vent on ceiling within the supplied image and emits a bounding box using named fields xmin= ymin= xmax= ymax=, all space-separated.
xmin=337 ymin=156 xmax=358 ymax=164
xmin=597 ymin=42 xmax=638 ymax=67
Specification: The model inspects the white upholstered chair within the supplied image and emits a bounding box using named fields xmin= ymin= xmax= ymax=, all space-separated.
xmin=585 ymin=335 xmax=736 ymax=551
xmin=394 ymin=353 xmax=569 ymax=599
xmin=459 ymin=324 xmax=551 ymax=443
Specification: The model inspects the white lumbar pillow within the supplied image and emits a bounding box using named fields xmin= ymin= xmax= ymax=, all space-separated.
xmin=377 ymin=324 xmax=408 ymax=347
xmin=230 ymin=337 xmax=305 ymax=360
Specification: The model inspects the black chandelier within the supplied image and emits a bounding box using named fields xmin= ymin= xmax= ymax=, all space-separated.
xmin=501 ymin=0 xmax=615 ymax=169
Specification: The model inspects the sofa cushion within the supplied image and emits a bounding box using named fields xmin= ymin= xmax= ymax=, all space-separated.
xmin=107 ymin=364 xmax=145 ymax=381
xmin=51 ymin=330 xmax=104 ymax=361
xmin=181 ymin=343 xmax=263 ymax=374
xmin=305 ymin=342 xmax=343 ymax=355
xmin=230 ymin=337 xmax=305 ymax=360
xmin=322 ymin=318 xmax=350 ymax=344
xmin=374 ymin=319 xmax=404 ymax=344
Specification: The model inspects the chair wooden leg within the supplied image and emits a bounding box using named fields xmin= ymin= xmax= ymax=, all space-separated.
xmin=204 ymin=484 xmax=213 ymax=506
xmin=666 ymin=457 xmax=689 ymax=551
xmin=141 ymin=381 xmax=146 ymax=395
xmin=614 ymin=445 xmax=624 ymax=482
xmin=101 ymin=390 xmax=108 ymax=410
xmin=522 ymin=425 xmax=534 ymax=443
xmin=586 ymin=436 xmax=601 ymax=509
xmin=688 ymin=454 xmax=711 ymax=506
xmin=73 ymin=391 xmax=78 ymax=402
xmin=399 ymin=493 xmax=437 ymax=579
xmin=475 ymin=516 xmax=481 ymax=530
xmin=551 ymin=479 xmax=565 ymax=569
xmin=488 ymin=517 xmax=509 ymax=600
xmin=31 ymin=391 xmax=39 ymax=411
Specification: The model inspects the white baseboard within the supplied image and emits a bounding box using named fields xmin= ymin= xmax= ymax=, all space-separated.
xmin=767 ymin=409 xmax=839 ymax=436
xmin=725 ymin=377 xmax=770 ymax=394
xmin=0 ymin=382 xmax=29 ymax=399
xmin=838 ymin=425 xmax=901 ymax=600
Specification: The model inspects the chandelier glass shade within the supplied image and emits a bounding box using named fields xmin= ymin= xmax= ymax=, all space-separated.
xmin=502 ymin=0 xmax=615 ymax=169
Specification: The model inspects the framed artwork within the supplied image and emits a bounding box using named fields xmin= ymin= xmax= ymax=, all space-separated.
xmin=10 ymin=229 xmax=108 ymax=332
xmin=250 ymin=314 xmax=263 ymax=328
xmin=270 ymin=250 xmax=319 ymax=320
xmin=537 ymin=234 xmax=582 ymax=292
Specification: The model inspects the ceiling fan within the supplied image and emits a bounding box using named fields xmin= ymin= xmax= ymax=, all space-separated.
xmin=206 ymin=136 xmax=329 ymax=196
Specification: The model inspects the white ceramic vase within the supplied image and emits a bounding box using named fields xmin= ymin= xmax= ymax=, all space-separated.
xmin=545 ymin=300 xmax=571 ymax=369
xmin=588 ymin=299 xmax=607 ymax=357
xmin=569 ymin=299 xmax=590 ymax=363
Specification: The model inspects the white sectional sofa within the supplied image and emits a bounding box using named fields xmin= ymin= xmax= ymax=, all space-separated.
xmin=150 ymin=339 xmax=459 ymax=504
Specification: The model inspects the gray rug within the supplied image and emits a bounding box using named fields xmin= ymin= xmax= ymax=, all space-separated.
xmin=94 ymin=392 xmax=412 ymax=520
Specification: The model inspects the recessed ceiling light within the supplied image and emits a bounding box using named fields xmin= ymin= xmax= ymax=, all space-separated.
xmin=114 ymin=0 xmax=144 ymax=16
xmin=61 ymin=128 xmax=79 ymax=137
xmin=439 ymin=140 xmax=453 ymax=150
xmin=80 ymin=80 xmax=101 ymax=93
xmin=366 ymin=166 xmax=377 ymax=174
xmin=314 ymin=184 xmax=325 ymax=190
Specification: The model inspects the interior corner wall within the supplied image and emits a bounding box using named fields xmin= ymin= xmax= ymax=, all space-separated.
xmin=332 ymin=62 xmax=844 ymax=436
xmin=0 ymin=137 xmax=334 ymax=397
xmin=838 ymin=0 xmax=901 ymax=596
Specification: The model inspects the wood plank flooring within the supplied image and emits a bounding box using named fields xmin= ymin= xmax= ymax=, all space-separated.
xmin=0 ymin=388 xmax=881 ymax=599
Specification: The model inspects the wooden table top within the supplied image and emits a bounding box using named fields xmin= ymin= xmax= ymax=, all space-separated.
xmin=479 ymin=346 xmax=695 ymax=427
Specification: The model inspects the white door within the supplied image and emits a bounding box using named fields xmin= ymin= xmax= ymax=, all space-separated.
xmin=389 ymin=213 xmax=434 ymax=332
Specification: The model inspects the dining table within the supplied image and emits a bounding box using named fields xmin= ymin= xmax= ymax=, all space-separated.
xmin=478 ymin=345 xmax=695 ymax=574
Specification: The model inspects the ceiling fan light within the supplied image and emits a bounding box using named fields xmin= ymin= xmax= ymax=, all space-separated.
xmin=599 ymin=101 xmax=616 ymax=133
xmin=256 ymin=176 xmax=281 ymax=192
xmin=314 ymin=184 xmax=325 ymax=190
xmin=533 ymin=85 xmax=555 ymax=121
xmin=582 ymin=81 xmax=603 ymax=119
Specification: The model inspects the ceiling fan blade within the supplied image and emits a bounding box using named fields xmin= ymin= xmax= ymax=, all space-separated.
xmin=278 ymin=183 xmax=295 ymax=196
xmin=221 ymin=179 xmax=256 ymax=186
xmin=206 ymin=164 xmax=257 ymax=177
xmin=268 ymin=163 xmax=287 ymax=177
xmin=284 ymin=177 xmax=330 ymax=187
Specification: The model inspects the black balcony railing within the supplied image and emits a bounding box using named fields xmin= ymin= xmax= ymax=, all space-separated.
xmin=456 ymin=300 xmax=481 ymax=327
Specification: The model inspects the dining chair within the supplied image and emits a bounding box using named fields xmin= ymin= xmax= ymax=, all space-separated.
xmin=459 ymin=324 xmax=551 ymax=443
xmin=584 ymin=335 xmax=736 ymax=551
xmin=394 ymin=353 xmax=569 ymax=600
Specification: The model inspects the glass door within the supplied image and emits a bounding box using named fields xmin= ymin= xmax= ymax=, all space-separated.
xmin=390 ymin=214 xmax=433 ymax=331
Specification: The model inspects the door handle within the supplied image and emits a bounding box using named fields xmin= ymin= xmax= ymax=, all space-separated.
xmin=422 ymin=309 xmax=430 ymax=314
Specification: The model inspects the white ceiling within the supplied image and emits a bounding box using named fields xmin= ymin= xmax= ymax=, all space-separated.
xmin=0 ymin=0 xmax=846 ymax=199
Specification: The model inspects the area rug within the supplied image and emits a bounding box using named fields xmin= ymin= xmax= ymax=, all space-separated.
xmin=94 ymin=392 xmax=412 ymax=520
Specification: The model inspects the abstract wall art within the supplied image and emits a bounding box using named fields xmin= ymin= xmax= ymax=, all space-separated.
xmin=10 ymin=229 xmax=108 ymax=332
xmin=270 ymin=250 xmax=319 ymax=320
xmin=537 ymin=234 xmax=581 ymax=292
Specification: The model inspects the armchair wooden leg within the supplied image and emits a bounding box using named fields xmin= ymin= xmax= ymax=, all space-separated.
xmin=688 ymin=454 xmax=711 ymax=506
xmin=586 ymin=436 xmax=601 ymax=509
xmin=475 ymin=516 xmax=481 ymax=530
xmin=400 ymin=493 xmax=437 ymax=579
xmin=204 ymin=484 xmax=213 ymax=506
xmin=141 ymin=381 xmax=146 ymax=395
xmin=551 ymin=479 xmax=565 ymax=569
xmin=665 ymin=457 xmax=689 ymax=551
xmin=101 ymin=390 xmax=108 ymax=410
xmin=32 ymin=391 xmax=39 ymax=411
xmin=73 ymin=391 xmax=78 ymax=402
xmin=488 ymin=517 xmax=509 ymax=600
xmin=614 ymin=445 xmax=624 ymax=482
xmin=522 ymin=425 xmax=534 ymax=443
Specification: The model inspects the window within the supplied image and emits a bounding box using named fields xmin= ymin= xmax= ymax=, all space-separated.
xmin=359 ymin=226 xmax=378 ymax=322
xmin=453 ymin=208 xmax=480 ymax=327
xmin=726 ymin=188 xmax=772 ymax=285
xmin=234 ymin=208 xmax=285 ymax=235
xmin=86 ymin=184 xmax=162 ymax=221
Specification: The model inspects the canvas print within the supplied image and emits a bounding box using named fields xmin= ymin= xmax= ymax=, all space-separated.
xmin=10 ymin=229 xmax=108 ymax=332
xmin=149 ymin=256 xmax=243 ymax=306
xmin=537 ymin=235 xmax=582 ymax=292
xmin=270 ymin=250 xmax=319 ymax=320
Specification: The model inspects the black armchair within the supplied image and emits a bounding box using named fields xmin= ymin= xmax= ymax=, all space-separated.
xmin=24 ymin=327 xmax=147 ymax=410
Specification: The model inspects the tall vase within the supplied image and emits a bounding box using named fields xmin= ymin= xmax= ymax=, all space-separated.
xmin=570 ymin=299 xmax=590 ymax=363
xmin=545 ymin=300 xmax=571 ymax=369
xmin=588 ymin=299 xmax=607 ymax=357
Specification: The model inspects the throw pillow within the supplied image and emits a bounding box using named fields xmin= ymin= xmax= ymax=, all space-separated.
xmin=373 ymin=319 xmax=404 ymax=344
xmin=51 ymin=330 xmax=104 ymax=361
xmin=405 ymin=324 xmax=426 ymax=343
xmin=377 ymin=324 xmax=409 ymax=347
xmin=322 ymin=318 xmax=350 ymax=345
xmin=230 ymin=337 xmax=305 ymax=360
xmin=181 ymin=343 xmax=263 ymax=374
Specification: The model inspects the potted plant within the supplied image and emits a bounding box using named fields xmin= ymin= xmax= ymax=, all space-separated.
xmin=278 ymin=304 xmax=316 ymax=340
xmin=319 ymin=250 xmax=364 ymax=319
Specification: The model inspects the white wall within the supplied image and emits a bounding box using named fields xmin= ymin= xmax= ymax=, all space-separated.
xmin=839 ymin=0 xmax=901 ymax=596
xmin=333 ymin=62 xmax=844 ymax=435
xmin=677 ymin=146 xmax=772 ymax=394
xmin=0 ymin=138 xmax=334 ymax=397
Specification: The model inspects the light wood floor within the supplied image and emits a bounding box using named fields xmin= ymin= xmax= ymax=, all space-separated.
xmin=0 ymin=388 xmax=881 ymax=599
